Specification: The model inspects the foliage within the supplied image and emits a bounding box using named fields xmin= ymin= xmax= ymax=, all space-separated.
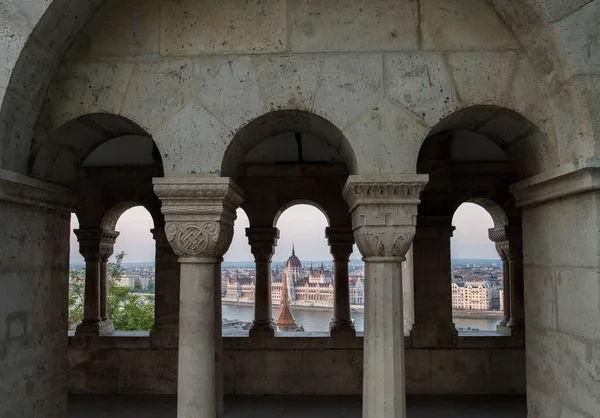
xmin=68 ymin=252 xmax=155 ymax=331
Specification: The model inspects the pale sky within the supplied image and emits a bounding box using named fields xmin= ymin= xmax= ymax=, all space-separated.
xmin=69 ymin=202 xmax=498 ymax=264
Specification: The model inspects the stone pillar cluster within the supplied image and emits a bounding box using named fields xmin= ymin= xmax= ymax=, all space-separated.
xmin=154 ymin=176 xmax=242 ymax=418
xmin=326 ymin=226 xmax=355 ymax=337
xmin=74 ymin=228 xmax=119 ymax=337
xmin=343 ymin=174 xmax=428 ymax=418
xmin=489 ymin=225 xmax=524 ymax=335
xmin=410 ymin=216 xmax=458 ymax=347
xmin=246 ymin=227 xmax=279 ymax=337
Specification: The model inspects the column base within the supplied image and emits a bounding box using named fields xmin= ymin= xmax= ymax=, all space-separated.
xmin=507 ymin=319 xmax=525 ymax=337
xmin=249 ymin=322 xmax=275 ymax=337
xmin=75 ymin=319 xmax=114 ymax=337
xmin=329 ymin=320 xmax=356 ymax=337
xmin=496 ymin=324 xmax=512 ymax=335
xmin=150 ymin=324 xmax=179 ymax=348
xmin=410 ymin=322 xmax=458 ymax=347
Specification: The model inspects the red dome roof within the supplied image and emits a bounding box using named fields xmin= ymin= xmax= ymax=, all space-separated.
xmin=285 ymin=245 xmax=302 ymax=269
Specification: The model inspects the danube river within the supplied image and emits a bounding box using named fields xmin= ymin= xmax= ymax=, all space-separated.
xmin=222 ymin=303 xmax=500 ymax=332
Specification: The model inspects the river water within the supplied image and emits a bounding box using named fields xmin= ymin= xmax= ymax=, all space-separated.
xmin=222 ymin=303 xmax=500 ymax=332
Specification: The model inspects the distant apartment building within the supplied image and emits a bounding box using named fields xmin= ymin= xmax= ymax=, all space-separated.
xmin=452 ymin=281 xmax=501 ymax=311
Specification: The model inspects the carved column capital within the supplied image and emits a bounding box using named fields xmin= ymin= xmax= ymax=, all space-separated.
xmin=325 ymin=226 xmax=354 ymax=261
xmin=343 ymin=174 xmax=428 ymax=260
xmin=488 ymin=225 xmax=523 ymax=261
xmin=153 ymin=177 xmax=243 ymax=262
xmin=74 ymin=228 xmax=120 ymax=261
xmin=246 ymin=227 xmax=279 ymax=262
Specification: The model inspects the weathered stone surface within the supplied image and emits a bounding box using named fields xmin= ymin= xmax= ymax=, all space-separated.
xmin=346 ymin=99 xmax=427 ymax=173
xmin=421 ymin=0 xmax=519 ymax=51
xmin=523 ymin=265 xmax=558 ymax=330
xmin=555 ymin=267 xmax=600 ymax=341
xmin=121 ymin=60 xmax=194 ymax=131
xmin=290 ymin=0 xmax=418 ymax=52
xmin=447 ymin=52 xmax=518 ymax=105
xmin=302 ymin=350 xmax=362 ymax=394
xmin=43 ymin=63 xmax=135 ymax=131
xmin=537 ymin=0 xmax=595 ymax=22
xmin=253 ymin=55 xmax=323 ymax=112
xmin=66 ymin=0 xmax=160 ymax=60
xmin=430 ymin=350 xmax=491 ymax=394
xmin=385 ymin=53 xmax=459 ymax=127
xmin=160 ymin=0 xmax=287 ymax=55
xmin=153 ymin=101 xmax=230 ymax=175
xmin=312 ymin=54 xmax=382 ymax=130
xmin=194 ymin=56 xmax=264 ymax=131
xmin=0 ymin=202 xmax=70 ymax=417
xmin=553 ymin=1 xmax=600 ymax=76
xmin=234 ymin=350 xmax=303 ymax=394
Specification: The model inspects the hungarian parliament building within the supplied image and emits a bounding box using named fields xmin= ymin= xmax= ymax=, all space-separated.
xmin=222 ymin=246 xmax=365 ymax=308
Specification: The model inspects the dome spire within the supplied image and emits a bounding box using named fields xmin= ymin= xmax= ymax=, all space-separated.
xmin=292 ymin=243 xmax=295 ymax=257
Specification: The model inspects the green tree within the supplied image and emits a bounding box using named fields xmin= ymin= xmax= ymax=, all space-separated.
xmin=68 ymin=252 xmax=155 ymax=331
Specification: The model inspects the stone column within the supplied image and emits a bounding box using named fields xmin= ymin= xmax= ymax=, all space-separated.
xmin=410 ymin=217 xmax=458 ymax=347
xmin=343 ymin=174 xmax=428 ymax=418
xmin=246 ymin=227 xmax=279 ymax=337
xmin=154 ymin=177 xmax=242 ymax=418
xmin=489 ymin=226 xmax=523 ymax=335
xmin=150 ymin=227 xmax=181 ymax=348
xmin=326 ymin=226 xmax=355 ymax=337
xmin=489 ymin=227 xmax=511 ymax=331
xmin=74 ymin=228 xmax=118 ymax=336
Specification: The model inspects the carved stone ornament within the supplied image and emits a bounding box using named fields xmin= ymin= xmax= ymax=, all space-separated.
xmin=342 ymin=174 xmax=428 ymax=260
xmin=488 ymin=226 xmax=523 ymax=261
xmin=246 ymin=227 xmax=279 ymax=262
xmin=153 ymin=177 xmax=243 ymax=260
xmin=325 ymin=226 xmax=354 ymax=259
xmin=74 ymin=228 xmax=120 ymax=261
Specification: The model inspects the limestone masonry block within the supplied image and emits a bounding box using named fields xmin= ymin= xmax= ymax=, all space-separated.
xmin=447 ymin=52 xmax=518 ymax=106
xmin=289 ymin=0 xmax=418 ymax=52
xmin=312 ymin=54 xmax=382 ymax=130
xmin=421 ymin=0 xmax=519 ymax=51
xmin=553 ymin=1 xmax=600 ymax=77
xmin=45 ymin=63 xmax=135 ymax=131
xmin=153 ymin=101 xmax=230 ymax=175
xmin=253 ymin=55 xmax=323 ymax=112
xmin=121 ymin=60 xmax=194 ymax=131
xmin=385 ymin=53 xmax=459 ymax=127
xmin=66 ymin=0 xmax=160 ymax=60
xmin=346 ymin=99 xmax=427 ymax=174
xmin=194 ymin=56 xmax=264 ymax=131
xmin=160 ymin=0 xmax=286 ymax=55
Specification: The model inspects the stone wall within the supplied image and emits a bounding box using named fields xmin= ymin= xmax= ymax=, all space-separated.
xmin=68 ymin=335 xmax=525 ymax=396
xmin=0 ymin=201 xmax=71 ymax=417
xmin=512 ymin=163 xmax=600 ymax=418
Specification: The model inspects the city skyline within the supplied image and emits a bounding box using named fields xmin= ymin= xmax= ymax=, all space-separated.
xmin=69 ymin=203 xmax=500 ymax=264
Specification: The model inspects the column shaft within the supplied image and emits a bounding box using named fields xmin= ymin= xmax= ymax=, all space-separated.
xmin=507 ymin=257 xmax=524 ymax=333
xmin=83 ymin=257 xmax=101 ymax=324
xmin=178 ymin=261 xmax=217 ymax=418
xmin=100 ymin=257 xmax=109 ymax=321
xmin=253 ymin=260 xmax=272 ymax=327
xmin=332 ymin=258 xmax=352 ymax=330
xmin=410 ymin=220 xmax=457 ymax=347
xmin=214 ymin=259 xmax=223 ymax=418
xmin=499 ymin=258 xmax=511 ymax=327
xmin=363 ymin=259 xmax=405 ymax=417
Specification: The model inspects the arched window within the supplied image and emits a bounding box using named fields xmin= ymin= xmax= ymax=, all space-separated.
xmin=451 ymin=203 xmax=503 ymax=332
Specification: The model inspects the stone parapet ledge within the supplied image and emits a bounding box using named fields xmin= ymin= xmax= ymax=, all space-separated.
xmin=511 ymin=158 xmax=600 ymax=207
xmin=0 ymin=168 xmax=77 ymax=211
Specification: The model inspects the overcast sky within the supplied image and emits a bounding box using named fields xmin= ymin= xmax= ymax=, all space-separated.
xmin=69 ymin=203 xmax=499 ymax=264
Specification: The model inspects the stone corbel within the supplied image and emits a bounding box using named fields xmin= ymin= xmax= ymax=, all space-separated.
xmin=343 ymin=174 xmax=429 ymax=260
xmin=325 ymin=226 xmax=354 ymax=260
xmin=153 ymin=177 xmax=243 ymax=261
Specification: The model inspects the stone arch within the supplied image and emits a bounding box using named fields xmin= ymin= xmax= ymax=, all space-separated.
xmin=221 ymin=110 xmax=358 ymax=179
xmin=100 ymin=202 xmax=157 ymax=232
xmin=272 ymin=200 xmax=331 ymax=228
xmin=452 ymin=198 xmax=509 ymax=229
xmin=419 ymin=105 xmax=557 ymax=179
xmin=30 ymin=113 xmax=161 ymax=187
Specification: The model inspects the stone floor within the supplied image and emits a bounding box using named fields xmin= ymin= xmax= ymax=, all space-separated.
xmin=68 ymin=394 xmax=527 ymax=417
